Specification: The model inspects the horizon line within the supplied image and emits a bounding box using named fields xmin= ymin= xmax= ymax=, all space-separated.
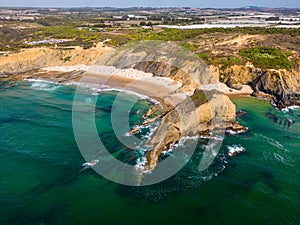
xmin=0 ymin=5 xmax=299 ymax=9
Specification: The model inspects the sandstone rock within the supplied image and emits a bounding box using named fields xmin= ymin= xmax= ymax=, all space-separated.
xmin=144 ymin=89 xmax=240 ymax=172
xmin=0 ymin=43 xmax=111 ymax=74
xmin=219 ymin=64 xmax=300 ymax=108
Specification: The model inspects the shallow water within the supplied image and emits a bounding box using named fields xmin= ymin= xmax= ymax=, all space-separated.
xmin=0 ymin=81 xmax=299 ymax=225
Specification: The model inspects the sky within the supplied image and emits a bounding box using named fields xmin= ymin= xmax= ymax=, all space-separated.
xmin=0 ymin=0 xmax=298 ymax=8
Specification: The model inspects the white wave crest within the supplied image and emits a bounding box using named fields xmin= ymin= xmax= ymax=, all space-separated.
xmin=281 ymin=105 xmax=300 ymax=112
xmin=25 ymin=78 xmax=61 ymax=92
xmin=227 ymin=145 xmax=246 ymax=157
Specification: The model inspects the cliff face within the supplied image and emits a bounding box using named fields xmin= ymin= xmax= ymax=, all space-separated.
xmin=220 ymin=65 xmax=262 ymax=89
xmin=252 ymin=69 xmax=300 ymax=108
xmin=144 ymin=89 xmax=244 ymax=172
xmin=133 ymin=60 xmax=299 ymax=172
xmin=0 ymin=43 xmax=111 ymax=74
xmin=134 ymin=60 xmax=297 ymax=109
xmin=220 ymin=64 xmax=300 ymax=108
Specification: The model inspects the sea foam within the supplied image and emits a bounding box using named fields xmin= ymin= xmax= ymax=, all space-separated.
xmin=25 ymin=78 xmax=61 ymax=92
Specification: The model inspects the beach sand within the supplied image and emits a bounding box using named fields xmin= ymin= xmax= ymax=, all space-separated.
xmin=43 ymin=65 xmax=186 ymax=108
xmin=81 ymin=72 xmax=185 ymax=110
xmin=201 ymin=83 xmax=253 ymax=95
xmin=42 ymin=65 xmax=254 ymax=107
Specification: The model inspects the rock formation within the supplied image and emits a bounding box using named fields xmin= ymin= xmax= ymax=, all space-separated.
xmin=0 ymin=43 xmax=111 ymax=74
xmin=144 ymin=89 xmax=244 ymax=172
xmin=220 ymin=64 xmax=300 ymax=109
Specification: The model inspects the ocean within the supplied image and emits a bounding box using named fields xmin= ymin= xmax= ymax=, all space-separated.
xmin=0 ymin=80 xmax=299 ymax=225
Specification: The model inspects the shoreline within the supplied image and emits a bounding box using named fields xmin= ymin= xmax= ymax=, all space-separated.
xmin=22 ymin=69 xmax=185 ymax=111
xmin=42 ymin=65 xmax=254 ymax=96
xmin=79 ymin=72 xmax=185 ymax=110
xmin=4 ymin=65 xmax=260 ymax=111
xmin=43 ymin=65 xmax=188 ymax=109
xmin=9 ymin=64 xmax=294 ymax=113
xmin=2 ymin=64 xmax=263 ymax=101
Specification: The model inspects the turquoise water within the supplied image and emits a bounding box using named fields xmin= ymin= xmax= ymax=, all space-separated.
xmin=0 ymin=80 xmax=299 ymax=225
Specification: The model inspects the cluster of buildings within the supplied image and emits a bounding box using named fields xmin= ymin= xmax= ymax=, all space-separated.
xmin=113 ymin=15 xmax=148 ymax=20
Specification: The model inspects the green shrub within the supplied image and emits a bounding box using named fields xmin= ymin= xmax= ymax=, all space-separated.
xmin=239 ymin=47 xmax=293 ymax=70
xmin=196 ymin=54 xmax=242 ymax=68
xmin=129 ymin=28 xmax=206 ymax=42
xmin=218 ymin=57 xmax=243 ymax=69
xmin=196 ymin=52 xmax=211 ymax=60
xmin=191 ymin=90 xmax=208 ymax=107
xmin=180 ymin=43 xmax=199 ymax=52
xmin=129 ymin=27 xmax=300 ymax=42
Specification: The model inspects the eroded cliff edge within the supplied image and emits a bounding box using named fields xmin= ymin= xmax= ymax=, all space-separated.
xmin=133 ymin=56 xmax=300 ymax=110
xmin=220 ymin=64 xmax=300 ymax=109
xmin=143 ymin=89 xmax=243 ymax=172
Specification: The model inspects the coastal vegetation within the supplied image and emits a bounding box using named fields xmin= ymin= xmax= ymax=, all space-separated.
xmin=35 ymin=26 xmax=108 ymax=49
xmin=1 ymin=20 xmax=299 ymax=74
xmin=1 ymin=20 xmax=300 ymax=50
xmin=190 ymin=89 xmax=208 ymax=107
xmin=128 ymin=27 xmax=300 ymax=42
xmin=196 ymin=54 xmax=243 ymax=69
xmin=239 ymin=47 xmax=294 ymax=69
xmin=180 ymin=43 xmax=199 ymax=52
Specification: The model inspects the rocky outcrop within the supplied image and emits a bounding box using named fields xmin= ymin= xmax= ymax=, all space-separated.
xmin=139 ymin=61 xmax=300 ymax=172
xmin=144 ymin=89 xmax=245 ymax=172
xmin=220 ymin=64 xmax=300 ymax=109
xmin=127 ymin=59 xmax=246 ymax=172
xmin=134 ymin=60 xmax=299 ymax=109
xmin=251 ymin=69 xmax=300 ymax=108
xmin=220 ymin=65 xmax=262 ymax=89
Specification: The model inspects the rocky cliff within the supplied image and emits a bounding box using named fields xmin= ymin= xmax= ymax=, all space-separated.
xmin=144 ymin=89 xmax=244 ymax=172
xmin=0 ymin=43 xmax=111 ymax=75
xmin=220 ymin=64 xmax=300 ymax=109
xmin=128 ymin=59 xmax=300 ymax=172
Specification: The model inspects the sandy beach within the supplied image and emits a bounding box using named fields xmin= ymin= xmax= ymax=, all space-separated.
xmin=41 ymin=65 xmax=254 ymax=108
xmin=43 ymin=65 xmax=253 ymax=93
xmin=43 ymin=65 xmax=181 ymax=88
xmin=81 ymin=72 xmax=185 ymax=109
xmin=43 ymin=65 xmax=186 ymax=108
